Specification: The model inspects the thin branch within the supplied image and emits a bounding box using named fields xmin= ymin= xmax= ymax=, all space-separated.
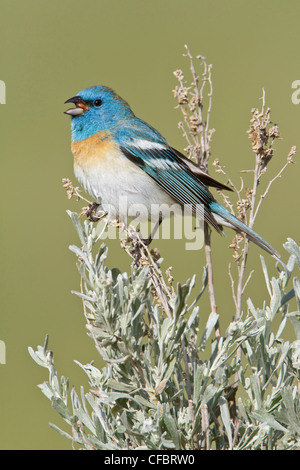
xmin=204 ymin=223 xmax=221 ymax=340
xmin=253 ymin=155 xmax=295 ymax=222
xmin=242 ymin=269 xmax=254 ymax=296
xmin=174 ymin=45 xmax=221 ymax=340
xmin=181 ymin=335 xmax=199 ymax=450
xmin=228 ymin=263 xmax=237 ymax=310
xmin=200 ymin=404 xmax=210 ymax=450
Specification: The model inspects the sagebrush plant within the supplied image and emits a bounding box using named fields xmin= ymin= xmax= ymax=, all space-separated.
xmin=29 ymin=47 xmax=300 ymax=450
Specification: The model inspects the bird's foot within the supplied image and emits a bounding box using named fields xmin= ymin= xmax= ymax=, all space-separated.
xmin=140 ymin=235 xmax=152 ymax=246
xmin=85 ymin=203 xmax=107 ymax=222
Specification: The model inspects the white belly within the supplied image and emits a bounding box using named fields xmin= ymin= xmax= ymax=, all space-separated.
xmin=74 ymin=160 xmax=177 ymax=223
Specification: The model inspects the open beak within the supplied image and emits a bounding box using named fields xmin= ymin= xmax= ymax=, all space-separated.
xmin=64 ymin=96 xmax=89 ymax=116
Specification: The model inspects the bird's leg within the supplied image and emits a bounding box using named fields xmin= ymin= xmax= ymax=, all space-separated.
xmin=141 ymin=214 xmax=163 ymax=246
xmin=130 ymin=215 xmax=163 ymax=265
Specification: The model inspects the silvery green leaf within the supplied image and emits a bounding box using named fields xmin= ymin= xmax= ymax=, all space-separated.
xmin=287 ymin=312 xmax=300 ymax=340
xmin=69 ymin=244 xmax=94 ymax=273
xmin=260 ymin=255 xmax=272 ymax=297
xmin=160 ymin=434 xmax=176 ymax=449
xmin=106 ymin=379 xmax=136 ymax=393
xmin=163 ymin=413 xmax=181 ymax=449
xmin=161 ymin=356 xmax=177 ymax=383
xmin=286 ymin=255 xmax=296 ymax=274
xmin=198 ymin=311 xmax=219 ymax=350
xmin=160 ymin=318 xmax=172 ymax=343
xmin=281 ymin=288 xmax=295 ymax=307
xmin=284 ymin=238 xmax=300 ymax=268
xmin=276 ymin=386 xmax=300 ymax=434
xmin=270 ymin=278 xmax=281 ymax=318
xmin=67 ymin=210 xmax=87 ymax=248
xmin=173 ymin=283 xmax=188 ymax=319
xmin=199 ymin=383 xmax=218 ymax=407
xmin=294 ymin=277 xmax=300 ymax=310
xmin=186 ymin=306 xmax=199 ymax=328
xmin=250 ymin=375 xmax=263 ymax=409
xmin=237 ymin=397 xmax=249 ymax=423
xmin=38 ymin=382 xmax=56 ymax=401
xmin=49 ymin=423 xmax=74 ymax=441
xmin=276 ymin=315 xmax=287 ymax=339
xmin=133 ymin=395 xmax=157 ymax=410
xmin=51 ymin=397 xmax=72 ymax=421
xmin=247 ymin=298 xmax=258 ymax=320
xmin=251 ymin=409 xmax=288 ymax=433
xmin=74 ymin=407 xmax=96 ymax=435
xmin=28 ymin=347 xmax=48 ymax=368
xmin=219 ymin=396 xmax=233 ymax=449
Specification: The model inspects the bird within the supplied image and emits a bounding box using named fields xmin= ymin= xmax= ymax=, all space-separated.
xmin=64 ymin=85 xmax=280 ymax=259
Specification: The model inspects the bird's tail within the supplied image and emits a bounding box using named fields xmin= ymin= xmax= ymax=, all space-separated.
xmin=209 ymin=201 xmax=281 ymax=259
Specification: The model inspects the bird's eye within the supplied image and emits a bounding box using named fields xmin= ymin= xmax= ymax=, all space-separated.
xmin=94 ymin=99 xmax=102 ymax=107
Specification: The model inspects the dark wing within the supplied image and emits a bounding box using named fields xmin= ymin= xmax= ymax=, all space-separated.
xmin=173 ymin=150 xmax=233 ymax=192
xmin=120 ymin=141 xmax=224 ymax=233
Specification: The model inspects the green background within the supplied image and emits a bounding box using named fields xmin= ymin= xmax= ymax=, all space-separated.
xmin=0 ymin=0 xmax=299 ymax=449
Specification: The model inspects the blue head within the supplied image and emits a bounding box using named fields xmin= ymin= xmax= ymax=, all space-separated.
xmin=64 ymin=86 xmax=135 ymax=142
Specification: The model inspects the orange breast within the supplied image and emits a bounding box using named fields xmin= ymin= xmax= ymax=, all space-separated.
xmin=71 ymin=132 xmax=119 ymax=168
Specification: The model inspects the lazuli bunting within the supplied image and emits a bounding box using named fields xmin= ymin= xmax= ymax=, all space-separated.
xmin=64 ymin=86 xmax=280 ymax=258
